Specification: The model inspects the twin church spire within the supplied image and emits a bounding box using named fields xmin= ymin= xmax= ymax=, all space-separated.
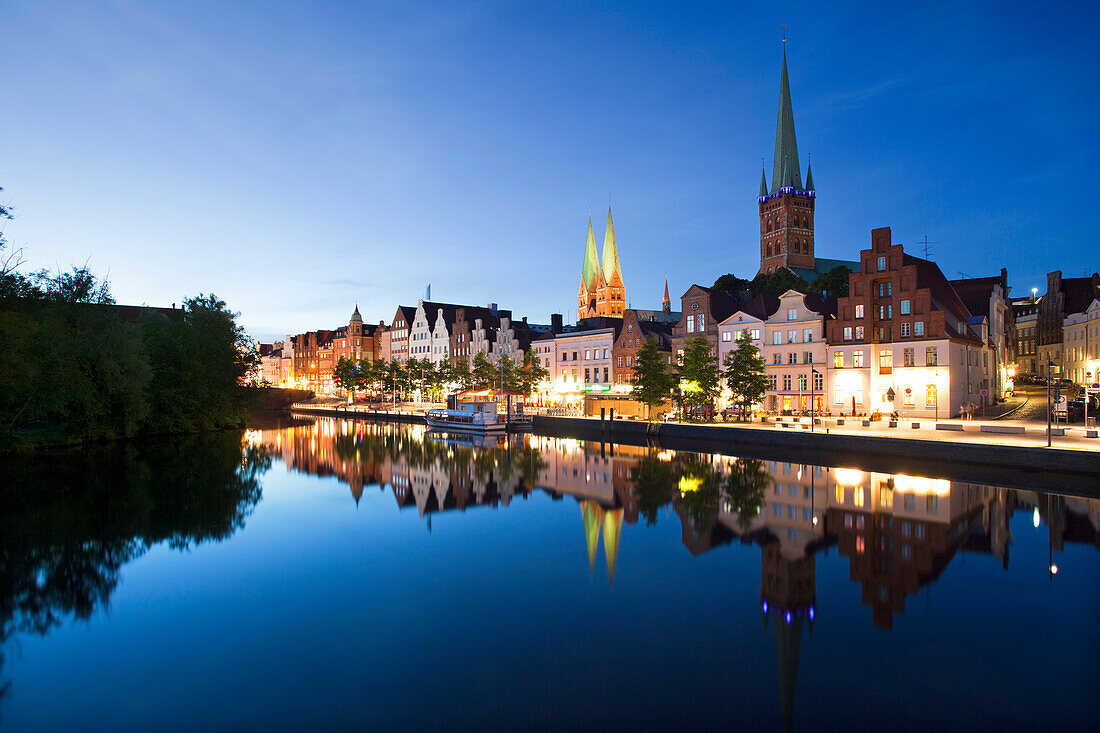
xmin=578 ymin=207 xmax=626 ymax=319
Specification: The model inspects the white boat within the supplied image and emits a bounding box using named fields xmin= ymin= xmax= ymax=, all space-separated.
xmin=425 ymin=401 xmax=508 ymax=433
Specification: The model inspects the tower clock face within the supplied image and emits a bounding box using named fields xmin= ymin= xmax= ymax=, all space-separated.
xmin=691 ymin=303 xmax=699 ymax=311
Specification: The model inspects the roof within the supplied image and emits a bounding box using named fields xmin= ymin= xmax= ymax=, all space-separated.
xmin=582 ymin=217 xmax=599 ymax=290
xmin=740 ymin=293 xmax=781 ymax=321
xmin=949 ymin=269 xmax=1008 ymax=319
xmin=788 ymin=257 xmax=860 ymax=284
xmin=1059 ymin=274 xmax=1100 ymax=315
xmin=771 ymin=49 xmax=802 ymax=192
xmin=601 ymin=206 xmax=621 ymax=284
xmin=903 ymin=254 xmax=974 ymax=323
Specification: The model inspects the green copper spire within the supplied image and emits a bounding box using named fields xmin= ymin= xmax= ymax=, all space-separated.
xmin=771 ymin=49 xmax=802 ymax=193
xmin=601 ymin=206 xmax=621 ymax=284
xmin=581 ymin=217 xmax=599 ymax=290
xmin=805 ymin=162 xmax=814 ymax=191
xmin=759 ymin=167 xmax=768 ymax=197
xmin=350 ymin=304 xmax=362 ymax=323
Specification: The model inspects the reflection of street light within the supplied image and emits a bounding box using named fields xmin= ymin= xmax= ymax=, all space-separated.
xmin=811 ymin=367 xmax=821 ymax=431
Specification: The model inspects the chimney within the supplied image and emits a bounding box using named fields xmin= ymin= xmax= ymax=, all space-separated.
xmin=551 ymin=313 xmax=563 ymax=334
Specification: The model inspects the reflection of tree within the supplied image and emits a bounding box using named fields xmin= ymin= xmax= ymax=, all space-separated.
xmin=724 ymin=458 xmax=769 ymax=533
xmin=677 ymin=454 xmax=724 ymax=530
xmin=631 ymin=451 xmax=679 ymax=526
xmin=0 ymin=432 xmax=268 ymax=701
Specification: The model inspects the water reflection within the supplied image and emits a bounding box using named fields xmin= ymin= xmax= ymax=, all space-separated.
xmin=259 ymin=418 xmax=1100 ymax=631
xmin=0 ymin=433 xmax=269 ymax=700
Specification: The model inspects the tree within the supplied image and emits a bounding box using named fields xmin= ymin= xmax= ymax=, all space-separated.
xmin=630 ymin=450 xmax=679 ymax=525
xmin=471 ymin=351 xmax=496 ymax=391
xmin=333 ymin=356 xmax=360 ymax=399
xmin=723 ymin=458 xmax=769 ymax=532
xmin=515 ymin=349 xmax=549 ymax=397
xmin=679 ymin=336 xmax=721 ymax=419
xmin=451 ymin=357 xmax=473 ymax=392
xmin=809 ymin=265 xmax=851 ymax=299
xmin=749 ymin=268 xmax=808 ymax=298
xmin=723 ymin=332 xmax=768 ymax=420
xmin=357 ymin=358 xmax=378 ymax=399
xmin=712 ymin=273 xmax=751 ymax=297
xmin=629 ymin=337 xmax=676 ymax=420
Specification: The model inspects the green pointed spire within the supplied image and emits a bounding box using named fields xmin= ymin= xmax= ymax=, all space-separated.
xmin=759 ymin=167 xmax=768 ymax=197
xmin=805 ymin=163 xmax=814 ymax=191
xmin=581 ymin=217 xmax=599 ymax=290
xmin=771 ymin=49 xmax=802 ymax=193
xmin=350 ymin=304 xmax=362 ymax=323
xmin=601 ymin=206 xmax=621 ymax=284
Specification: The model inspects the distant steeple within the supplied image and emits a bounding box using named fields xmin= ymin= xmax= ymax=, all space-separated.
xmin=601 ymin=206 xmax=621 ymax=284
xmin=771 ymin=49 xmax=802 ymax=193
xmin=663 ymin=278 xmax=671 ymax=314
xmin=759 ymin=167 xmax=769 ymax=197
xmin=350 ymin=304 xmax=362 ymax=323
xmin=581 ymin=217 xmax=600 ymax=291
xmin=804 ymin=163 xmax=814 ymax=191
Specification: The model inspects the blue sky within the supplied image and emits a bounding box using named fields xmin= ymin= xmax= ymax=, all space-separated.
xmin=3 ymin=1 xmax=1098 ymax=342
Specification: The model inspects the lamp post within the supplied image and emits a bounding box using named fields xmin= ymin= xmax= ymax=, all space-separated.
xmin=811 ymin=367 xmax=821 ymax=432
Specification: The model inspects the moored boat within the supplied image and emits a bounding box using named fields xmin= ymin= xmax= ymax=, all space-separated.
xmin=425 ymin=401 xmax=507 ymax=433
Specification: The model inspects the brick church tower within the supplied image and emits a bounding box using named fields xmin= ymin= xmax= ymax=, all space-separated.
xmin=578 ymin=207 xmax=626 ymax=320
xmin=759 ymin=49 xmax=816 ymax=275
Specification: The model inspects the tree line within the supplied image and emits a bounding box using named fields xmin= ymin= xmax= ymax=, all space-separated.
xmin=629 ymin=333 xmax=768 ymax=421
xmin=0 ymin=188 xmax=259 ymax=445
xmin=332 ymin=350 xmax=549 ymax=402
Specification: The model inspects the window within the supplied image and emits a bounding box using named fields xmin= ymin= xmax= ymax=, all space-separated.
xmin=880 ymin=304 xmax=891 ymax=320
xmin=561 ymin=352 xmax=567 ymax=361
xmin=914 ymin=321 xmax=925 ymax=336
xmin=722 ymin=331 xmax=731 ymax=342
xmin=901 ymin=300 xmax=911 ymax=315
xmin=788 ymin=352 xmax=797 ymax=365
xmin=584 ymin=349 xmax=591 ymax=360
xmin=855 ymin=326 xmax=865 ymax=340
xmin=926 ymin=383 xmax=937 ymax=407
xmin=604 ymin=348 xmax=610 ymax=359
xmin=834 ymin=351 xmax=844 ymax=368
xmin=604 ymin=367 xmax=609 ymax=382
xmin=878 ymin=282 xmax=892 ymax=297
xmin=617 ymin=357 xmax=623 ymax=368
xmin=903 ymin=348 xmax=915 ymax=367
xmin=804 ymin=351 xmax=813 ymax=364
xmin=772 ymin=331 xmax=782 ymax=345
xmin=687 ymin=315 xmax=694 ymax=332
xmin=901 ymin=323 xmax=910 ymax=337
xmin=879 ymin=350 xmax=892 ymax=369
xmin=573 ymin=351 xmax=578 ymax=361
xmin=877 ymin=256 xmax=886 ymax=271
xmin=855 ymin=304 xmax=865 ymax=319
xmin=904 ymin=494 xmax=916 ymax=510
xmin=853 ymin=350 xmax=864 ymax=368
xmin=783 ymin=374 xmax=792 ymax=390
xmin=834 ymin=387 xmax=845 ymax=404
xmin=926 ymin=496 xmax=939 ymax=513
xmin=798 ymin=374 xmax=807 ymax=391
xmin=627 ymin=324 xmax=633 ymax=332
xmin=804 ymin=328 xmax=814 ymax=343
xmin=768 ymin=374 xmax=777 ymax=390
xmin=751 ymin=329 xmax=761 ymax=340
xmin=698 ymin=314 xmax=705 ymax=331
xmin=915 ymin=523 xmax=925 ymax=539
xmin=788 ymin=330 xmax=797 ymax=344
xmin=626 ymin=356 xmax=632 ymax=367
xmin=788 ymin=308 xmax=798 ymax=321
xmin=584 ymin=368 xmax=590 ymax=383
xmin=813 ymin=371 xmax=824 ymax=390
xmin=843 ymin=327 xmax=853 ymax=341
xmin=773 ymin=353 xmax=782 ymax=365
xmin=774 ymin=503 xmax=783 ymax=517
xmin=926 ymin=346 xmax=937 ymax=365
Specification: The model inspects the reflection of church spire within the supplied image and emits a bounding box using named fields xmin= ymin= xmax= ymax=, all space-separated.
xmin=774 ymin=614 xmax=804 ymax=733
xmin=582 ymin=501 xmax=603 ymax=574
xmin=602 ymin=507 xmax=623 ymax=584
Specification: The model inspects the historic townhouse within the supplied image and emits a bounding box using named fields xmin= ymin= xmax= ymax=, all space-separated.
xmin=1037 ymin=270 xmax=1100 ymax=378
xmin=611 ymin=309 xmax=675 ymax=386
xmin=533 ymin=322 xmax=622 ymax=408
xmin=950 ymin=270 xmax=1011 ymax=399
xmin=1011 ymin=296 xmax=1040 ymax=376
xmin=826 ymin=227 xmax=992 ymax=419
xmin=717 ymin=293 xmax=778 ymax=373
xmin=671 ymin=285 xmax=740 ymax=362
xmin=385 ymin=305 xmax=417 ymax=363
xmin=762 ymin=290 xmax=833 ymax=414
xmin=1062 ymin=299 xmax=1100 ymax=386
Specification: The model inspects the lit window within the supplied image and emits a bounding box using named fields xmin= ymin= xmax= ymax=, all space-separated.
xmin=926 ymin=346 xmax=937 ymax=365
xmin=855 ymin=304 xmax=864 ymax=319
xmin=722 ymin=331 xmax=731 ymax=342
xmin=855 ymin=326 xmax=865 ymax=340
xmin=804 ymin=328 xmax=814 ymax=342
xmin=774 ymin=331 xmax=783 ymax=345
xmin=926 ymin=383 xmax=937 ymax=407
xmin=914 ymin=321 xmax=925 ymax=336
xmin=853 ymin=351 xmax=864 ymax=368
xmin=903 ymin=348 xmax=915 ymax=367
xmin=788 ymin=308 xmax=798 ymax=321
xmin=788 ymin=330 xmax=797 ymax=344
xmin=901 ymin=300 xmax=911 ymax=315
xmin=877 ymin=256 xmax=886 ymax=271
xmin=686 ymin=315 xmax=694 ymax=332
xmin=843 ymin=327 xmax=853 ymax=341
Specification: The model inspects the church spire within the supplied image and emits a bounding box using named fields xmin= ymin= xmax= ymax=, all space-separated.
xmin=663 ymin=278 xmax=671 ymax=314
xmin=759 ymin=167 xmax=768 ymax=197
xmin=771 ymin=49 xmax=802 ymax=193
xmin=581 ymin=217 xmax=599 ymax=291
xmin=601 ymin=206 xmax=621 ymax=284
xmin=805 ymin=162 xmax=814 ymax=191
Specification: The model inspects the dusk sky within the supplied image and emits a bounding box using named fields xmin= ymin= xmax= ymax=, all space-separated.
xmin=3 ymin=1 xmax=1098 ymax=342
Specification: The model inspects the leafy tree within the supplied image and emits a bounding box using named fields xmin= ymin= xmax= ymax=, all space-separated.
xmin=451 ymin=357 xmax=473 ymax=392
xmin=515 ymin=349 xmax=549 ymax=397
xmin=712 ymin=273 xmax=751 ymax=296
xmin=357 ymin=358 xmax=378 ymax=399
xmin=629 ymin=337 xmax=676 ymax=420
xmin=471 ymin=351 xmax=496 ymax=391
xmin=749 ymin=268 xmax=808 ymax=298
xmin=723 ymin=332 xmax=768 ymax=420
xmin=333 ymin=356 xmax=360 ymax=398
xmin=809 ymin=265 xmax=851 ymax=299
xmin=33 ymin=266 xmax=114 ymax=304
xmin=679 ymin=336 xmax=721 ymax=419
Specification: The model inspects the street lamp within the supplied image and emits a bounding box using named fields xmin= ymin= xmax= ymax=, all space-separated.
xmin=811 ymin=367 xmax=821 ymax=432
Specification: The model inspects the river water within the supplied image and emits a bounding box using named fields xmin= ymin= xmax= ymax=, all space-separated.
xmin=1 ymin=417 xmax=1097 ymax=731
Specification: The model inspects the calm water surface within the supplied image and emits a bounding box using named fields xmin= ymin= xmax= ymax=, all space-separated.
xmin=1 ymin=418 xmax=1097 ymax=731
